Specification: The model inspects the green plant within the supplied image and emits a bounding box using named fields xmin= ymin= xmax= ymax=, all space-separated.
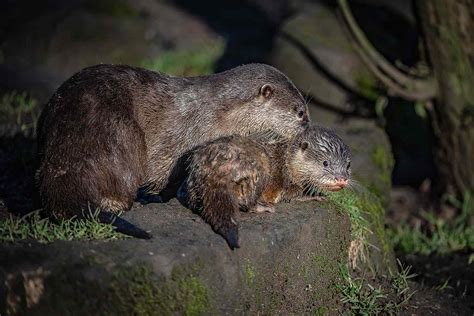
xmin=327 ymin=190 xmax=371 ymax=243
xmin=326 ymin=190 xmax=374 ymax=268
xmin=142 ymin=43 xmax=224 ymax=76
xmin=0 ymin=91 xmax=39 ymax=135
xmin=0 ymin=210 xmax=125 ymax=242
xmin=390 ymin=259 xmax=417 ymax=299
xmin=337 ymin=260 xmax=415 ymax=315
xmin=388 ymin=191 xmax=474 ymax=256
xmin=338 ymin=264 xmax=387 ymax=315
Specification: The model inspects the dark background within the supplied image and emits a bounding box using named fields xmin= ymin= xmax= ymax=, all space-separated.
xmin=0 ymin=0 xmax=472 ymax=312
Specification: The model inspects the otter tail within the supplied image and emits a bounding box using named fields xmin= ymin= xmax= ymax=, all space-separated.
xmin=178 ymin=181 xmax=240 ymax=249
xmin=203 ymin=189 xmax=240 ymax=250
xmin=98 ymin=212 xmax=152 ymax=240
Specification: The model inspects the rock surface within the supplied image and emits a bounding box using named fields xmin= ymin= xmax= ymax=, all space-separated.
xmin=1 ymin=200 xmax=351 ymax=315
xmin=0 ymin=0 xmax=221 ymax=100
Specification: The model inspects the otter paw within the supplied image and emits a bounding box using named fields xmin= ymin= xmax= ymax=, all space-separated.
xmin=252 ymin=203 xmax=275 ymax=213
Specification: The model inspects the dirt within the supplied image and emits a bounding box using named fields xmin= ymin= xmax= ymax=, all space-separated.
xmin=388 ymin=186 xmax=474 ymax=315
xmin=401 ymin=282 xmax=473 ymax=315
xmin=400 ymin=253 xmax=474 ymax=315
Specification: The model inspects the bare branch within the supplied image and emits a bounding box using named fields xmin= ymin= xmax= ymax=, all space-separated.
xmin=337 ymin=0 xmax=437 ymax=101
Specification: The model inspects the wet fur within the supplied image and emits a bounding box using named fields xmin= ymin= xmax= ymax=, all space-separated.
xmin=36 ymin=63 xmax=308 ymax=237
xmin=178 ymin=126 xmax=351 ymax=248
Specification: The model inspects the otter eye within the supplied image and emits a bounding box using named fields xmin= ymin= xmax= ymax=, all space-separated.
xmin=259 ymin=84 xmax=274 ymax=99
xmin=297 ymin=111 xmax=304 ymax=118
xmin=323 ymin=161 xmax=329 ymax=167
xmin=300 ymin=141 xmax=308 ymax=151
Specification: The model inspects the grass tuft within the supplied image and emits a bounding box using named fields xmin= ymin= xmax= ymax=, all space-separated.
xmin=337 ymin=260 xmax=416 ymax=315
xmin=388 ymin=191 xmax=474 ymax=256
xmin=326 ymin=190 xmax=374 ymax=268
xmin=0 ymin=210 xmax=126 ymax=242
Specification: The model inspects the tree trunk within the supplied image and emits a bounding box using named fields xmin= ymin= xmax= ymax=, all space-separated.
xmin=417 ymin=0 xmax=474 ymax=197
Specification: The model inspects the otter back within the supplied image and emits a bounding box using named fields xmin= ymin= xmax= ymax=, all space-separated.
xmin=36 ymin=63 xmax=309 ymax=238
xmin=177 ymin=125 xmax=352 ymax=248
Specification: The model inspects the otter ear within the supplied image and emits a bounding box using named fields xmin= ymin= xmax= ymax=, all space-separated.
xmin=259 ymin=84 xmax=274 ymax=99
xmin=300 ymin=141 xmax=308 ymax=151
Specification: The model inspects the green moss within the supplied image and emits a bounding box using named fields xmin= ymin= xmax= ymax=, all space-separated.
xmin=326 ymin=189 xmax=393 ymax=270
xmin=142 ymin=42 xmax=225 ymax=77
xmin=244 ymin=263 xmax=257 ymax=287
xmin=111 ymin=265 xmax=161 ymax=315
xmin=312 ymin=255 xmax=332 ymax=272
xmin=178 ymin=276 xmax=210 ymax=316
xmin=367 ymin=145 xmax=394 ymax=201
xmin=84 ymin=0 xmax=138 ymax=17
xmin=241 ymin=215 xmax=349 ymax=314
xmin=111 ymin=264 xmax=210 ymax=315
xmin=313 ymin=306 xmax=329 ymax=315
xmin=354 ymin=71 xmax=381 ymax=101
xmin=358 ymin=193 xmax=392 ymax=266
xmin=8 ymin=259 xmax=211 ymax=315
xmin=372 ymin=146 xmax=393 ymax=186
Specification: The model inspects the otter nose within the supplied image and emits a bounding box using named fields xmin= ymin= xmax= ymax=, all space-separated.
xmin=335 ymin=176 xmax=348 ymax=187
xmin=298 ymin=111 xmax=309 ymax=123
xmin=302 ymin=113 xmax=309 ymax=123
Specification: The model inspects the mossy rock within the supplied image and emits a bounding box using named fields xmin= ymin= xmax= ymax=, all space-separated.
xmin=1 ymin=199 xmax=354 ymax=315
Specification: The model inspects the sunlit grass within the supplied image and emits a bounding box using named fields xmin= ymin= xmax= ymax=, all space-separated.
xmin=0 ymin=210 xmax=126 ymax=243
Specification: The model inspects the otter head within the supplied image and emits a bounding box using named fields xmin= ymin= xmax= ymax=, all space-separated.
xmin=223 ymin=64 xmax=309 ymax=138
xmin=288 ymin=125 xmax=351 ymax=192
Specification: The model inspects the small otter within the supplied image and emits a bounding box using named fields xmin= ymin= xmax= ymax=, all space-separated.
xmin=177 ymin=125 xmax=351 ymax=248
xmin=36 ymin=63 xmax=309 ymax=237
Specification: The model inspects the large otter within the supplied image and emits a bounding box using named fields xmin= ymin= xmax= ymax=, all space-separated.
xmin=36 ymin=63 xmax=309 ymax=237
xmin=177 ymin=125 xmax=351 ymax=248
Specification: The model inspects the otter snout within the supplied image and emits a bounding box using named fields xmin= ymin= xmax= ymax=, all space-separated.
xmin=327 ymin=176 xmax=349 ymax=191
xmin=335 ymin=176 xmax=348 ymax=187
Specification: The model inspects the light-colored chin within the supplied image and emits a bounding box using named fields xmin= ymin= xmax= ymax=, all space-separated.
xmin=326 ymin=185 xmax=346 ymax=192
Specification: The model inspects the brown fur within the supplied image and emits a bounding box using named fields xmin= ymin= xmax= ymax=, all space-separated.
xmin=177 ymin=125 xmax=351 ymax=248
xmin=36 ymin=63 xmax=308 ymax=234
